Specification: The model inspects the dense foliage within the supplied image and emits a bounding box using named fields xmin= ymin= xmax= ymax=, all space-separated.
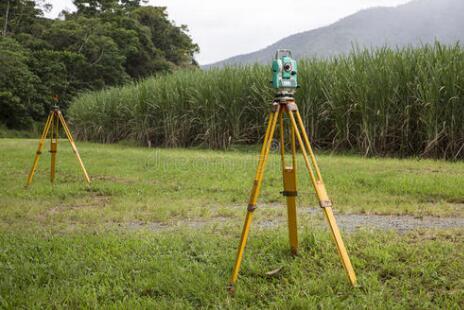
xmin=70 ymin=43 xmax=464 ymax=159
xmin=0 ymin=0 xmax=198 ymax=129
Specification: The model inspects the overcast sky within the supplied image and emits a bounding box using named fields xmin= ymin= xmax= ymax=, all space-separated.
xmin=46 ymin=0 xmax=412 ymax=65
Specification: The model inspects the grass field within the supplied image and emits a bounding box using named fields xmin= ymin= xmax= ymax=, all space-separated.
xmin=0 ymin=138 xmax=463 ymax=308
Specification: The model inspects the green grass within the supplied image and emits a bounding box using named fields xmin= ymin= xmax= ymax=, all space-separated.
xmin=1 ymin=229 xmax=463 ymax=308
xmin=0 ymin=138 xmax=463 ymax=308
xmin=1 ymin=138 xmax=464 ymax=228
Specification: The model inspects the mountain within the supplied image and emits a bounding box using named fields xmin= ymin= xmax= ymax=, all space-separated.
xmin=205 ymin=0 xmax=464 ymax=67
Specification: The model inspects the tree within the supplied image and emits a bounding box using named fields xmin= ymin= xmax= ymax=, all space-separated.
xmin=30 ymin=50 xmax=89 ymax=111
xmin=102 ymin=13 xmax=171 ymax=78
xmin=0 ymin=37 xmax=40 ymax=128
xmin=71 ymin=0 xmax=147 ymax=16
xmin=0 ymin=0 xmax=49 ymax=36
xmin=71 ymin=0 xmax=198 ymax=69
xmin=44 ymin=17 xmax=129 ymax=87
xmin=132 ymin=6 xmax=199 ymax=67
xmin=2 ymin=0 xmax=10 ymax=37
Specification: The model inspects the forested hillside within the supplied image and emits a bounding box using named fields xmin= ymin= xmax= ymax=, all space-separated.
xmin=0 ymin=0 xmax=198 ymax=129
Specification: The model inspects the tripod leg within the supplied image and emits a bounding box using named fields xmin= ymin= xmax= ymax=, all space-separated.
xmin=283 ymin=167 xmax=298 ymax=255
xmin=279 ymin=112 xmax=298 ymax=255
xmin=50 ymin=113 xmax=59 ymax=183
xmin=228 ymin=105 xmax=281 ymax=292
xmin=288 ymin=109 xmax=357 ymax=287
xmin=57 ymin=112 xmax=91 ymax=184
xmin=26 ymin=112 xmax=53 ymax=186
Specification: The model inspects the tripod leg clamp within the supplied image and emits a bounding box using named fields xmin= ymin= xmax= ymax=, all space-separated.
xmin=319 ymin=200 xmax=333 ymax=208
xmin=280 ymin=191 xmax=298 ymax=197
xmin=286 ymin=102 xmax=298 ymax=111
xmin=247 ymin=204 xmax=257 ymax=212
xmin=271 ymin=101 xmax=279 ymax=112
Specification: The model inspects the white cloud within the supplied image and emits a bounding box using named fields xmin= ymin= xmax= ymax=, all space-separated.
xmin=45 ymin=0 xmax=412 ymax=64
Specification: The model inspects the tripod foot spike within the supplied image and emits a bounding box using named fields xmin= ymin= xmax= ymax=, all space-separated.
xmin=227 ymin=284 xmax=236 ymax=296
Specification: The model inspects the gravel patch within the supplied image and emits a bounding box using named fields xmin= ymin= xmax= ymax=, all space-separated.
xmin=253 ymin=205 xmax=464 ymax=232
xmin=326 ymin=213 xmax=464 ymax=232
xmin=120 ymin=209 xmax=464 ymax=233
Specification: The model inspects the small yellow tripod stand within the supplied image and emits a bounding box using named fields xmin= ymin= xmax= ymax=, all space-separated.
xmin=26 ymin=106 xmax=90 ymax=186
xmin=228 ymin=93 xmax=357 ymax=292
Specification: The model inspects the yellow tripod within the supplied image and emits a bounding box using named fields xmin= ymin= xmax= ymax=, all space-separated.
xmin=26 ymin=106 xmax=90 ymax=186
xmin=228 ymin=93 xmax=357 ymax=292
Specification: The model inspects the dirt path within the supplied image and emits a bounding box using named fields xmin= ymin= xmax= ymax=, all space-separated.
xmin=331 ymin=213 xmax=464 ymax=232
xmin=256 ymin=211 xmax=464 ymax=232
xmin=124 ymin=206 xmax=464 ymax=233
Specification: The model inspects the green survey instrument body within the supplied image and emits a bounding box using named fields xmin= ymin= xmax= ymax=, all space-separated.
xmin=272 ymin=49 xmax=298 ymax=89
